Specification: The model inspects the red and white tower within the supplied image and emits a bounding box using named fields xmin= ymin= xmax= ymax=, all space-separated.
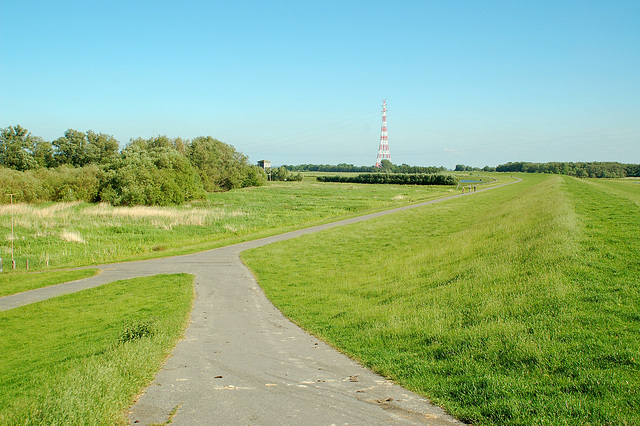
xmin=375 ymin=100 xmax=390 ymax=167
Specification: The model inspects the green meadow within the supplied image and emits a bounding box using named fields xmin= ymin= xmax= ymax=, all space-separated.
xmin=2 ymin=172 xmax=637 ymax=424
xmin=242 ymin=174 xmax=640 ymax=425
xmin=0 ymin=273 xmax=194 ymax=425
xmin=0 ymin=173 xmax=505 ymax=423
xmin=0 ymin=176 xmax=510 ymax=271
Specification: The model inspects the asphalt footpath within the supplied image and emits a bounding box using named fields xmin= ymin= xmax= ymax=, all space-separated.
xmin=1 ymin=182 xmax=519 ymax=424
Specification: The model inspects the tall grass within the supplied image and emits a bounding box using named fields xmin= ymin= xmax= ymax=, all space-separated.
xmin=0 ymin=273 xmax=194 ymax=425
xmin=242 ymin=174 xmax=640 ymax=425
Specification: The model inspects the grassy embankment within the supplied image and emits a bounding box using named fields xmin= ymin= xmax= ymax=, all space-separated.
xmin=242 ymin=174 xmax=639 ymax=425
xmin=0 ymin=174 xmax=512 ymax=271
xmin=0 ymin=273 xmax=194 ymax=425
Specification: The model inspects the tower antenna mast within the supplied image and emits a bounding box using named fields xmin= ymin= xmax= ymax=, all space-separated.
xmin=375 ymin=100 xmax=390 ymax=167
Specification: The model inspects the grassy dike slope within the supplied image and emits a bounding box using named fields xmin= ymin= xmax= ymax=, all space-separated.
xmin=0 ymin=274 xmax=194 ymax=425
xmin=242 ymin=174 xmax=640 ymax=425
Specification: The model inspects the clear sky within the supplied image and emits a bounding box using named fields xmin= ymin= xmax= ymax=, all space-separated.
xmin=2 ymin=1 xmax=639 ymax=168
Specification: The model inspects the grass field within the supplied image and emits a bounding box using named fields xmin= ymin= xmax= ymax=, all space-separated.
xmin=0 ymin=273 xmax=194 ymax=425
xmin=242 ymin=174 xmax=640 ymax=425
xmin=0 ymin=174 xmax=514 ymax=271
xmin=4 ymin=171 xmax=632 ymax=424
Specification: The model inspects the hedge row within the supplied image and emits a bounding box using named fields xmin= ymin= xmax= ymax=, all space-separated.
xmin=316 ymin=173 xmax=457 ymax=186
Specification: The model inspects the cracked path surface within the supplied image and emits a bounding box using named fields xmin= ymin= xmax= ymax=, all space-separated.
xmin=1 ymin=184 xmax=518 ymax=424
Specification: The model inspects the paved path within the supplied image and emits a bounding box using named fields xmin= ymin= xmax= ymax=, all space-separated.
xmin=0 ymin=181 xmax=519 ymax=424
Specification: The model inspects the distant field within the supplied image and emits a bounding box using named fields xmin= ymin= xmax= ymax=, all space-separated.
xmin=0 ymin=173 xmax=515 ymax=270
xmin=242 ymin=174 xmax=640 ymax=425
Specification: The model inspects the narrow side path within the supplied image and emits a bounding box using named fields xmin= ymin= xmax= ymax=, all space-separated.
xmin=0 ymin=179 xmax=520 ymax=424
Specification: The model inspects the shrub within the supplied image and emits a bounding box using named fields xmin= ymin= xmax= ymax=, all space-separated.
xmin=98 ymin=145 xmax=205 ymax=206
xmin=241 ymin=166 xmax=267 ymax=187
xmin=187 ymin=136 xmax=255 ymax=191
xmin=0 ymin=165 xmax=101 ymax=203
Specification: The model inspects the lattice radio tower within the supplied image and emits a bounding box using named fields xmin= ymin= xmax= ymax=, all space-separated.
xmin=375 ymin=100 xmax=390 ymax=167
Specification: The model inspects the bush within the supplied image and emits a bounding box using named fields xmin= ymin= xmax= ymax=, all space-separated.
xmin=187 ymin=136 xmax=255 ymax=191
xmin=43 ymin=165 xmax=102 ymax=202
xmin=98 ymin=145 xmax=205 ymax=206
xmin=241 ymin=166 xmax=267 ymax=187
xmin=0 ymin=167 xmax=38 ymax=202
xmin=0 ymin=165 xmax=101 ymax=203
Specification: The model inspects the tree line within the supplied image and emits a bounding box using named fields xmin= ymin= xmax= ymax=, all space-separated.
xmin=455 ymin=162 xmax=640 ymax=177
xmin=316 ymin=173 xmax=457 ymax=186
xmin=0 ymin=125 xmax=266 ymax=205
xmin=455 ymin=164 xmax=497 ymax=172
xmin=284 ymin=160 xmax=447 ymax=174
xmin=494 ymin=161 xmax=640 ymax=178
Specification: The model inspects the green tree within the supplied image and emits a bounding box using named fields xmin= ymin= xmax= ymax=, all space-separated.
xmin=53 ymin=129 xmax=90 ymax=167
xmin=271 ymin=166 xmax=290 ymax=181
xmin=241 ymin=166 xmax=267 ymax=187
xmin=53 ymin=129 xmax=119 ymax=167
xmin=187 ymin=136 xmax=251 ymax=191
xmin=32 ymin=138 xmax=55 ymax=168
xmin=0 ymin=125 xmax=39 ymax=171
xmin=378 ymin=159 xmax=393 ymax=172
xmin=86 ymin=131 xmax=119 ymax=164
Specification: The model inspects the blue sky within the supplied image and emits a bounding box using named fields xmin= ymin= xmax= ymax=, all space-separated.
xmin=2 ymin=1 xmax=639 ymax=168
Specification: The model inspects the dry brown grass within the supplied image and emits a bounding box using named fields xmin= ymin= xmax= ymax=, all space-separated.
xmin=0 ymin=202 xmax=81 ymax=218
xmin=60 ymin=230 xmax=85 ymax=243
xmin=0 ymin=202 xmax=249 ymax=231
xmin=224 ymin=224 xmax=242 ymax=233
xmin=82 ymin=203 xmax=246 ymax=226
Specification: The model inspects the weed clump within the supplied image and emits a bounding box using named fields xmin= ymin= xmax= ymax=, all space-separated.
xmin=119 ymin=319 xmax=155 ymax=343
